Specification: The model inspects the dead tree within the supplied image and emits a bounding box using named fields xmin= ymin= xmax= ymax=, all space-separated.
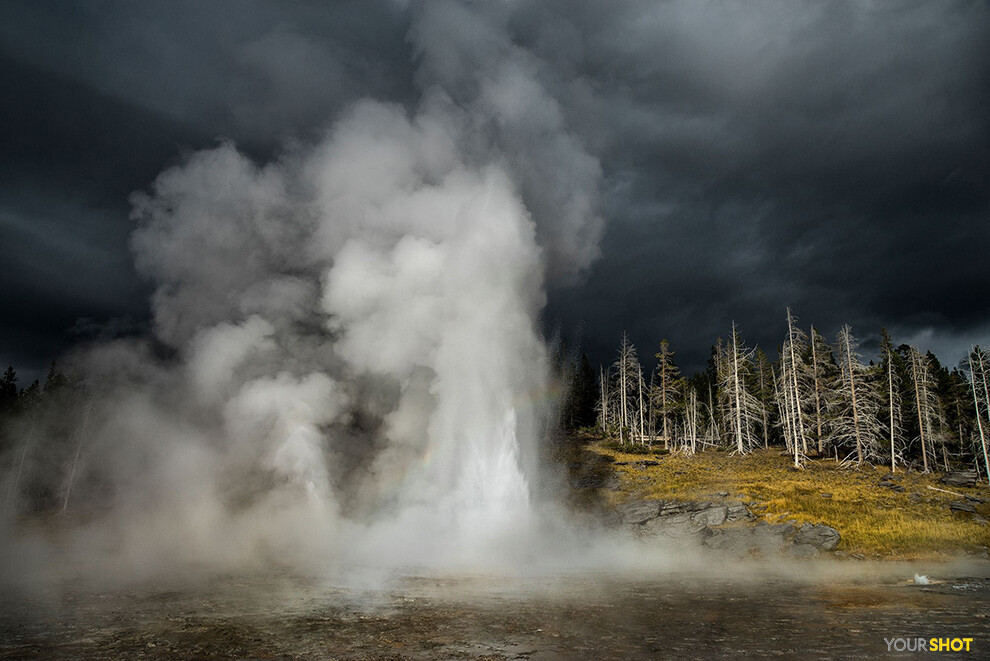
xmin=835 ymin=325 xmax=882 ymax=466
xmin=968 ymin=347 xmax=990 ymax=479
xmin=781 ymin=308 xmax=810 ymax=467
xmin=652 ymin=339 xmax=680 ymax=450
xmin=613 ymin=333 xmax=640 ymax=443
xmin=683 ymin=386 xmax=701 ymax=454
xmin=597 ymin=365 xmax=610 ymax=432
xmin=808 ymin=326 xmax=838 ymax=454
xmin=879 ymin=328 xmax=904 ymax=472
xmin=637 ymin=363 xmax=646 ymax=443
xmin=720 ymin=322 xmax=762 ymax=454
xmin=754 ymin=348 xmax=773 ymax=449
xmin=909 ymin=347 xmax=938 ymax=473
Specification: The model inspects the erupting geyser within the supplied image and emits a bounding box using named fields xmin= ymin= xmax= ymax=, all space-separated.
xmin=1 ymin=1 xmax=603 ymax=576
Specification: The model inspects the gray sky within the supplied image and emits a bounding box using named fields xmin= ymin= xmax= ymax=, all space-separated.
xmin=1 ymin=0 xmax=987 ymax=380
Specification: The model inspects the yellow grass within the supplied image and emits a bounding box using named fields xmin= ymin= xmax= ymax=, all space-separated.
xmin=593 ymin=444 xmax=990 ymax=560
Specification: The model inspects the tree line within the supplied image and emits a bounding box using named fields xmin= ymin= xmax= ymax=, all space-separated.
xmin=0 ymin=361 xmax=90 ymax=514
xmin=560 ymin=309 xmax=990 ymax=477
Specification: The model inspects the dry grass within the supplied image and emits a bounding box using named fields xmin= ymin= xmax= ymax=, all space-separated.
xmin=593 ymin=443 xmax=990 ymax=559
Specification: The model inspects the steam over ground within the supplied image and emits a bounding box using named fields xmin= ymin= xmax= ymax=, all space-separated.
xmin=0 ymin=2 xmax=606 ymax=579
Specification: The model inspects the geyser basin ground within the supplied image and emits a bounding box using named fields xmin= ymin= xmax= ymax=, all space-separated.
xmin=2 ymin=565 xmax=989 ymax=660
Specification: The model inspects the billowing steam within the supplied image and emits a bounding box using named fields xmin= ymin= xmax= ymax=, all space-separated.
xmin=2 ymin=1 xmax=603 ymax=577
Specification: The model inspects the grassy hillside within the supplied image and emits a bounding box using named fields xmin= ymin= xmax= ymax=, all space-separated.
xmin=590 ymin=440 xmax=990 ymax=559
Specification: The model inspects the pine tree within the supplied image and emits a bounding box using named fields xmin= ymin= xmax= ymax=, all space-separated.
xmin=0 ymin=366 xmax=18 ymax=415
xmin=43 ymin=361 xmax=67 ymax=394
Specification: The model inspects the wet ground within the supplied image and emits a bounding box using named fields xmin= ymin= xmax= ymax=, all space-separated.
xmin=2 ymin=565 xmax=988 ymax=660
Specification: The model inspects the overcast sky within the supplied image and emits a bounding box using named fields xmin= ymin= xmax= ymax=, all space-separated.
xmin=1 ymin=0 xmax=987 ymax=381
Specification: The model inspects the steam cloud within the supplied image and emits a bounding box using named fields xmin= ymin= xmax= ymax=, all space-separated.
xmin=2 ymin=1 xmax=603 ymax=578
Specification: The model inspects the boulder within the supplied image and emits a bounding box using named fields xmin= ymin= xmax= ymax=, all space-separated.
xmin=793 ymin=523 xmax=840 ymax=551
xmin=941 ymin=471 xmax=978 ymax=488
xmin=949 ymin=501 xmax=977 ymax=514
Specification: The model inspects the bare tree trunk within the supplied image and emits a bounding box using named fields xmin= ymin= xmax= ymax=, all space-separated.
xmin=661 ymin=364 xmax=669 ymax=450
xmin=888 ymin=355 xmax=896 ymax=473
xmin=970 ymin=351 xmax=989 ymax=480
xmin=61 ymin=394 xmax=97 ymax=514
xmin=811 ymin=327 xmax=824 ymax=453
xmin=599 ymin=366 xmax=607 ymax=431
xmin=647 ymin=370 xmax=655 ymax=447
xmin=980 ymin=351 xmax=990 ymax=473
xmin=842 ymin=330 xmax=864 ymax=466
xmin=620 ymin=357 xmax=627 ymax=440
xmin=940 ymin=417 xmax=949 ymax=472
xmin=637 ymin=364 xmax=645 ymax=444
xmin=707 ymin=384 xmax=718 ymax=449
xmin=6 ymin=420 xmax=35 ymax=511
xmin=732 ymin=323 xmax=745 ymax=454
xmin=759 ymin=364 xmax=769 ymax=449
xmin=912 ymin=354 xmax=929 ymax=473
xmin=785 ymin=369 xmax=799 ymax=467
xmin=773 ymin=365 xmax=793 ymax=453
xmin=786 ymin=309 xmax=807 ymax=465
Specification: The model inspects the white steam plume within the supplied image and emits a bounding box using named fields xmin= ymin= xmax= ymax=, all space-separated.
xmin=2 ymin=1 xmax=604 ymax=577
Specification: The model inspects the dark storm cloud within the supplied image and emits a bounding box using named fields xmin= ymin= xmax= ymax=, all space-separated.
xmin=531 ymin=0 xmax=990 ymax=372
xmin=0 ymin=0 xmax=414 ymax=146
xmin=1 ymin=0 xmax=987 ymax=378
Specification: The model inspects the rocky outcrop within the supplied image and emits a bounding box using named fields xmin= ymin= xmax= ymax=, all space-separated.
xmin=618 ymin=497 xmax=842 ymax=557
xmin=618 ymin=497 xmax=748 ymax=542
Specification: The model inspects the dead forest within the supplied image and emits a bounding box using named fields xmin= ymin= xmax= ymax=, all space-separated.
xmin=582 ymin=308 xmax=990 ymax=477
